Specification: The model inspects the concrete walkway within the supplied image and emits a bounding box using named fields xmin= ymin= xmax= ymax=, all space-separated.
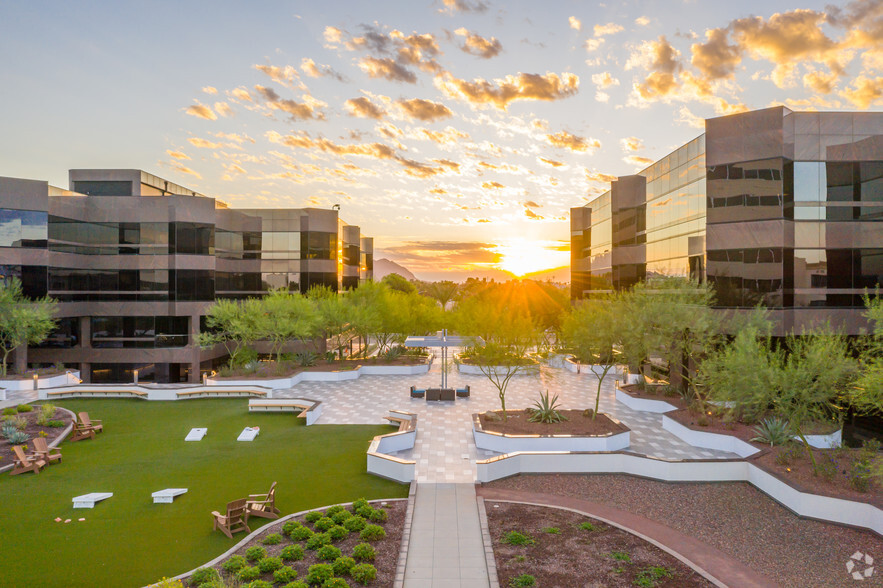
xmin=403 ymin=483 xmax=491 ymax=588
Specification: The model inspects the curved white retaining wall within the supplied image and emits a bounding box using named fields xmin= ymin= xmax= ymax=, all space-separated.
xmin=615 ymin=387 xmax=677 ymax=413
xmin=207 ymin=357 xmax=432 ymax=388
xmin=0 ymin=407 xmax=75 ymax=474
xmin=366 ymin=410 xmax=417 ymax=484
xmin=39 ymin=384 xmax=273 ymax=401
xmin=562 ymin=357 xmax=624 ymax=377
xmin=662 ymin=415 xmax=760 ymax=458
xmin=475 ymin=451 xmax=883 ymax=537
xmin=800 ymin=429 xmax=842 ymax=449
xmin=473 ymin=425 xmax=630 ymax=453
xmin=0 ymin=371 xmax=80 ymax=392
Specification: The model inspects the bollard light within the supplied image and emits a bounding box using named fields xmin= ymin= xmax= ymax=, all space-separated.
xmin=202 ymin=372 xmax=208 ymax=385
xmin=133 ymin=369 xmax=139 ymax=384
xmin=33 ymin=373 xmax=38 ymax=390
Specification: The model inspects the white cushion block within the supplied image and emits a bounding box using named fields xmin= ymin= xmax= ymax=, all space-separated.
xmin=185 ymin=428 xmax=207 ymax=441
xmin=72 ymin=492 xmax=113 ymax=508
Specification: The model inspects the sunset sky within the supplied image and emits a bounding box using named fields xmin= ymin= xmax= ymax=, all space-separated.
xmin=1 ymin=1 xmax=881 ymax=280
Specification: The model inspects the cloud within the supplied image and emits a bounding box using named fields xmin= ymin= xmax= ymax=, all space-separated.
xmin=625 ymin=155 xmax=654 ymax=166
xmin=635 ymin=16 xmax=651 ymax=27
xmin=396 ymin=98 xmax=453 ymax=122
xmin=594 ymin=23 xmax=624 ymax=37
xmin=188 ymin=137 xmax=227 ymax=149
xmin=412 ymin=126 xmax=470 ymax=144
xmin=569 ymin=16 xmax=581 ymax=31
xmin=585 ymin=169 xmax=617 ymax=183
xmin=254 ymin=64 xmax=300 ymax=87
xmin=202 ymin=86 xmax=218 ymax=95
xmin=803 ymin=68 xmax=839 ymax=94
xmin=439 ymin=0 xmax=489 ymax=14
xmin=455 ymin=28 xmax=502 ymax=58
xmin=691 ymin=28 xmax=742 ymax=80
xmin=381 ymin=241 xmax=501 ymax=270
xmin=170 ymin=163 xmax=202 ymax=179
xmin=620 ymin=136 xmax=644 ymax=152
xmin=482 ymin=181 xmax=504 ymax=189
xmin=255 ymin=85 xmax=324 ymax=120
xmin=584 ymin=38 xmax=605 ymax=52
xmin=524 ymin=207 xmax=544 ymax=220
xmin=345 ymin=97 xmax=386 ymax=119
xmin=212 ymin=132 xmax=256 ymax=144
xmin=166 ymin=150 xmax=190 ymax=160
xmin=230 ymin=87 xmax=253 ymax=102
xmin=185 ymin=101 xmax=217 ymax=120
xmin=538 ymin=157 xmax=565 ymax=167
xmin=359 ymin=56 xmax=417 ymax=83
xmin=591 ymin=72 xmax=620 ymax=88
xmin=214 ymin=102 xmax=234 ymax=117
xmin=675 ymin=106 xmax=705 ymax=128
xmin=435 ymin=71 xmax=579 ymax=110
xmin=546 ymin=131 xmax=600 ymax=153
xmin=300 ymin=58 xmax=345 ymax=81
xmin=324 ymin=26 xmax=343 ymax=45
xmin=839 ymin=75 xmax=883 ymax=108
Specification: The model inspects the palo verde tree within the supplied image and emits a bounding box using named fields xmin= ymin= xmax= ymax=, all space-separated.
xmin=560 ymin=294 xmax=616 ymax=419
xmin=851 ymin=293 xmax=883 ymax=417
xmin=309 ymin=285 xmax=355 ymax=361
xmin=0 ymin=278 xmax=57 ymax=378
xmin=256 ymin=288 xmax=320 ymax=368
xmin=198 ymin=297 xmax=265 ymax=368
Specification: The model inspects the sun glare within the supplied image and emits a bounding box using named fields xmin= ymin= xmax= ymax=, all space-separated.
xmin=495 ymin=240 xmax=569 ymax=277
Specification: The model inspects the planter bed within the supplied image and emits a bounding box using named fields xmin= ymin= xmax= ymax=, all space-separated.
xmin=486 ymin=501 xmax=711 ymax=588
xmin=180 ymin=499 xmax=406 ymax=588
xmin=0 ymin=404 xmax=73 ymax=469
xmin=615 ymin=383 xmax=679 ymax=413
xmin=474 ymin=410 xmax=630 ymax=453
xmin=456 ymin=354 xmax=540 ymax=376
xmin=0 ymin=370 xmax=80 ymax=391
xmin=209 ymin=356 xmax=432 ymax=387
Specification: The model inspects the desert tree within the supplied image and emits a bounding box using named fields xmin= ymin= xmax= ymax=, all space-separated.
xmin=0 ymin=278 xmax=57 ymax=377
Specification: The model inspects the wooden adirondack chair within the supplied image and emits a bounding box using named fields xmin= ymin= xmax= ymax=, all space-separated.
xmin=11 ymin=445 xmax=46 ymax=475
xmin=246 ymin=481 xmax=280 ymax=520
xmin=212 ymin=498 xmax=251 ymax=538
xmin=32 ymin=437 xmax=62 ymax=464
xmin=70 ymin=412 xmax=103 ymax=442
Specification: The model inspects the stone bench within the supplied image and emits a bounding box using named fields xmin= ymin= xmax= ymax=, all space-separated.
xmin=72 ymin=492 xmax=113 ymax=508
xmin=46 ymin=389 xmax=147 ymax=400
xmin=248 ymin=398 xmax=322 ymax=425
xmin=152 ymin=488 xmax=188 ymax=503
xmin=176 ymin=389 xmax=267 ymax=399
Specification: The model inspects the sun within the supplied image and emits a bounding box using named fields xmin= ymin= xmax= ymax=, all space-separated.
xmin=495 ymin=239 xmax=570 ymax=277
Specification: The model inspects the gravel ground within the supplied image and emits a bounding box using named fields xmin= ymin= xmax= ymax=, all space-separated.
xmin=486 ymin=474 xmax=883 ymax=588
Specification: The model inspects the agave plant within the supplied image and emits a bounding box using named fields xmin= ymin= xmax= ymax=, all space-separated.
xmin=750 ymin=417 xmax=792 ymax=447
xmin=529 ymin=390 xmax=568 ymax=424
xmin=294 ymin=351 xmax=318 ymax=367
xmin=7 ymin=430 xmax=29 ymax=444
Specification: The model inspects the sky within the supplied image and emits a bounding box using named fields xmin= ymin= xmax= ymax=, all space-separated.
xmin=1 ymin=0 xmax=881 ymax=281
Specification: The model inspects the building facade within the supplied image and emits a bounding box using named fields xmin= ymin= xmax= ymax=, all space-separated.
xmin=571 ymin=106 xmax=883 ymax=335
xmin=0 ymin=169 xmax=372 ymax=383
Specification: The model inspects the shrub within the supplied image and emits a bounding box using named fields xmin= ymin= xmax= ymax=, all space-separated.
xmin=222 ymin=555 xmax=247 ymax=573
xmin=245 ymin=546 xmax=266 ymax=562
xmin=350 ymin=563 xmax=376 ymax=585
xmin=542 ymin=527 xmax=560 ymax=534
xmin=578 ymin=522 xmax=597 ymax=532
xmin=608 ymin=551 xmax=631 ymax=562
xmin=332 ymin=556 xmax=356 ymax=576
xmin=501 ymin=531 xmax=534 ymax=546
xmin=359 ymin=525 xmax=385 ymax=542
xmin=150 ymin=578 xmax=184 ymax=588
xmin=294 ymin=351 xmax=318 ymax=367
xmin=257 ymin=556 xmax=283 ymax=573
xmin=330 ymin=510 xmax=352 ymax=525
xmin=283 ymin=520 xmax=302 ymax=535
xmin=774 ymin=444 xmax=802 ymax=465
xmin=317 ymin=545 xmax=342 ymax=561
xmin=328 ymin=525 xmax=349 ymax=541
xmin=306 ymin=532 xmax=331 ymax=550
xmin=322 ymin=579 xmax=350 ymax=588
xmin=190 ymin=567 xmax=220 ymax=585
xmin=245 ymin=581 xmax=273 ymax=588
xmin=6 ymin=430 xmax=29 ymax=444
xmin=262 ymin=533 xmax=283 ymax=545
xmin=343 ymin=516 xmax=367 ymax=532
xmin=354 ymin=505 xmax=374 ymax=519
xmin=274 ymin=567 xmax=298 ymax=584
xmin=528 ymin=390 xmax=567 ymax=423
xmin=814 ymin=453 xmax=838 ymax=481
xmin=314 ymin=517 xmax=335 ymax=532
xmin=281 ymin=544 xmax=305 ymax=561
xmin=233 ymin=346 xmax=259 ymax=368
xmin=305 ymin=563 xmax=334 ymax=585
xmin=509 ymin=575 xmax=536 ymax=587
xmin=325 ymin=505 xmax=346 ymax=517
xmin=47 ymin=419 xmax=65 ymax=427
xmin=750 ymin=417 xmax=792 ymax=446
xmin=17 ymin=404 xmax=33 ymax=412
xmin=352 ymin=543 xmax=375 ymax=561
xmin=283 ymin=582 xmax=309 ymax=588
xmin=351 ymin=498 xmax=369 ymax=512
xmin=368 ymin=508 xmax=388 ymax=523
xmin=291 ymin=526 xmax=314 ymax=541
xmin=635 ymin=565 xmax=674 ymax=587
xmin=7 ymin=415 xmax=26 ymax=430
xmin=2 ymin=407 xmax=17 ymax=416
xmin=305 ymin=511 xmax=323 ymax=524
xmin=237 ymin=566 xmax=261 ymax=582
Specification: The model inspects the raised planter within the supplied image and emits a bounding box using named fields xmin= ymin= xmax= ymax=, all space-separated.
xmin=472 ymin=413 xmax=630 ymax=453
xmin=207 ymin=356 xmax=432 ymax=387
xmin=39 ymin=384 xmax=272 ymax=401
xmin=456 ymin=354 xmax=540 ymax=376
xmin=662 ymin=414 xmax=759 ymax=458
xmin=562 ymin=357 xmax=624 ymax=377
xmin=614 ymin=383 xmax=677 ymax=413
xmin=0 ymin=370 xmax=80 ymax=391
xmin=366 ymin=410 xmax=417 ymax=483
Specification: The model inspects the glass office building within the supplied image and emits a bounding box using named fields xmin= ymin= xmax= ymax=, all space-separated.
xmin=571 ymin=106 xmax=883 ymax=335
xmin=0 ymin=169 xmax=372 ymax=382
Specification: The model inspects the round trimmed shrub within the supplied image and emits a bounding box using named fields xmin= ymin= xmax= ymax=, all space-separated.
xmin=305 ymin=563 xmax=334 ymax=585
xmin=331 ymin=510 xmax=352 ymax=525
xmin=190 ymin=567 xmax=220 ymax=585
xmin=350 ymin=563 xmax=376 ymax=586
xmin=332 ymin=556 xmax=356 ymax=576
xmin=355 ymin=505 xmax=374 ymax=519
xmin=359 ymin=525 xmax=385 ymax=542
xmin=17 ymin=404 xmax=33 ymax=412
xmin=352 ymin=543 xmax=375 ymax=562
xmin=352 ymin=498 xmax=369 ymax=512
xmin=343 ymin=516 xmax=367 ymax=533
xmin=245 ymin=581 xmax=273 ymax=588
xmin=317 ymin=544 xmax=342 ymax=561
xmin=274 ymin=566 xmax=298 ymax=584
xmin=283 ymin=520 xmax=303 ymax=535
xmin=325 ymin=505 xmax=346 ymax=517
xmin=368 ymin=508 xmax=388 ymax=523
xmin=304 ymin=511 xmax=323 ymax=524
xmin=222 ymin=555 xmax=247 ymax=573
xmin=306 ymin=532 xmax=331 ymax=550
xmin=327 ymin=525 xmax=348 ymax=542
xmin=257 ymin=556 xmax=283 ymax=573
xmin=314 ymin=517 xmax=335 ymax=532
xmin=291 ymin=526 xmax=314 ymax=542
xmin=237 ymin=566 xmax=261 ymax=582
xmin=262 ymin=533 xmax=283 ymax=545
xmin=245 ymin=546 xmax=267 ymax=562
xmin=284 ymin=582 xmax=309 ymax=588
xmin=322 ymin=579 xmax=350 ymax=588
xmin=281 ymin=544 xmax=305 ymax=561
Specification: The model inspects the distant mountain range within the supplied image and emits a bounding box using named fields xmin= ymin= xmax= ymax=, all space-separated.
xmin=373 ymin=258 xmax=569 ymax=284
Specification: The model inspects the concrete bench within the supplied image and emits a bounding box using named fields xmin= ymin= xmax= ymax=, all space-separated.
xmin=248 ymin=398 xmax=322 ymax=425
xmin=152 ymin=488 xmax=188 ymax=503
xmin=72 ymin=492 xmax=113 ymax=508
xmin=176 ymin=389 xmax=267 ymax=399
xmin=47 ymin=389 xmax=147 ymax=399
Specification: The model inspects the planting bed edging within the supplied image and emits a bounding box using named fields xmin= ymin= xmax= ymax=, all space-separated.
xmin=662 ymin=414 xmax=760 ymax=458
xmin=0 ymin=406 xmax=75 ymax=474
xmin=150 ymin=498 xmax=409 ymax=588
xmin=455 ymin=354 xmax=540 ymax=376
xmin=614 ymin=385 xmax=677 ymax=413
xmin=472 ymin=413 xmax=630 ymax=453
xmin=474 ymin=451 xmax=883 ymax=537
xmin=0 ymin=370 xmax=81 ymax=392
xmin=367 ymin=410 xmax=417 ymax=484
xmin=562 ymin=356 xmax=624 ymax=377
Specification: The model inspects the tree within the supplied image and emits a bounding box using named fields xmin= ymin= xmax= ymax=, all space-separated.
xmin=315 ymin=294 xmax=354 ymax=361
xmin=0 ymin=278 xmax=57 ymax=377
xmin=851 ymin=293 xmax=883 ymax=417
xmin=381 ymin=273 xmax=417 ymax=295
xmin=560 ymin=295 xmax=616 ymax=419
xmin=198 ymin=298 xmax=265 ymax=368
xmin=256 ymin=289 xmax=319 ymax=368
xmin=421 ymin=280 xmax=459 ymax=311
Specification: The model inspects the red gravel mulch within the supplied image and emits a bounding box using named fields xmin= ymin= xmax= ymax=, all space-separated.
xmin=479 ymin=410 xmax=627 ymax=436
xmin=487 ymin=501 xmax=712 ymax=587
xmin=0 ymin=405 xmax=72 ymax=467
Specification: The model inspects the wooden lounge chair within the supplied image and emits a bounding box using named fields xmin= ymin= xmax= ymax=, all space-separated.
xmin=11 ymin=445 xmax=46 ymax=476
xmin=79 ymin=412 xmax=103 ymax=433
xmin=70 ymin=412 xmax=102 ymax=442
xmin=246 ymin=481 xmax=280 ymax=520
xmin=212 ymin=498 xmax=251 ymax=539
xmin=32 ymin=437 xmax=62 ymax=464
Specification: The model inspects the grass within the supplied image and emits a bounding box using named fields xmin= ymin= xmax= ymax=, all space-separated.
xmin=0 ymin=398 xmax=407 ymax=587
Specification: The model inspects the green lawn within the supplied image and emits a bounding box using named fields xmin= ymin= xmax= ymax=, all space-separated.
xmin=1 ymin=398 xmax=407 ymax=587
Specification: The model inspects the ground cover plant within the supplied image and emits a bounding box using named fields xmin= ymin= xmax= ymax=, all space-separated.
xmin=0 ymin=403 xmax=71 ymax=465
xmin=486 ymin=502 xmax=710 ymax=587
xmin=0 ymin=398 xmax=407 ymax=587
xmin=185 ymin=499 xmax=405 ymax=587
